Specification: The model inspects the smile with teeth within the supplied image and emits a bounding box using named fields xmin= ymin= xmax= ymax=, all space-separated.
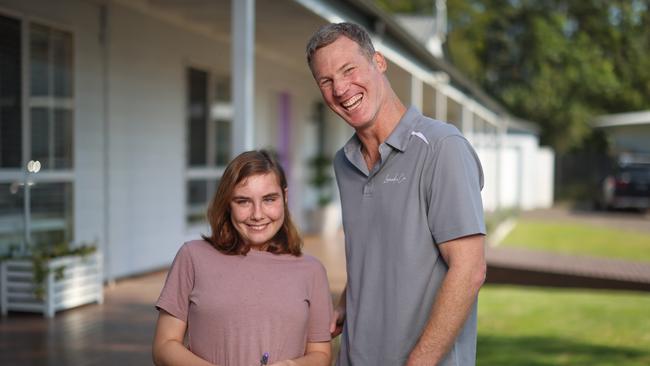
xmin=341 ymin=94 xmax=363 ymax=111
xmin=247 ymin=223 xmax=269 ymax=231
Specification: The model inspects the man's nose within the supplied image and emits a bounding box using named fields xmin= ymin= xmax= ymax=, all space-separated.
xmin=333 ymin=78 xmax=348 ymax=97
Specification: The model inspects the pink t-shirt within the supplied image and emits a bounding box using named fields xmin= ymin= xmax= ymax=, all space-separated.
xmin=156 ymin=240 xmax=332 ymax=366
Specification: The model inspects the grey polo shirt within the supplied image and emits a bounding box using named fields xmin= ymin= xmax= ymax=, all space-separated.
xmin=334 ymin=106 xmax=485 ymax=366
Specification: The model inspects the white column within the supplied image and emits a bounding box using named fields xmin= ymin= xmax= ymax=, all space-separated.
xmin=461 ymin=104 xmax=474 ymax=143
xmin=410 ymin=75 xmax=423 ymax=111
xmin=496 ymin=116 xmax=507 ymax=209
xmin=435 ymin=87 xmax=447 ymax=121
xmin=232 ymin=0 xmax=255 ymax=154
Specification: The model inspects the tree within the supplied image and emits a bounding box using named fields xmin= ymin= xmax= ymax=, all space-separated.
xmin=375 ymin=0 xmax=650 ymax=152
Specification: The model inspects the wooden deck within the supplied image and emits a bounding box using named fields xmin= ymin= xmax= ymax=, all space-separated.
xmin=0 ymin=270 xmax=164 ymax=365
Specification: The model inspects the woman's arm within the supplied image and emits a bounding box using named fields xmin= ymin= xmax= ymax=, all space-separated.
xmin=152 ymin=311 xmax=216 ymax=366
xmin=268 ymin=341 xmax=331 ymax=366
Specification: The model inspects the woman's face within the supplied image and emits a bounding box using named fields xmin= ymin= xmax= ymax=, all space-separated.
xmin=230 ymin=173 xmax=286 ymax=250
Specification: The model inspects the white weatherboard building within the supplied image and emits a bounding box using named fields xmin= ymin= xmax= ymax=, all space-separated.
xmin=0 ymin=0 xmax=554 ymax=282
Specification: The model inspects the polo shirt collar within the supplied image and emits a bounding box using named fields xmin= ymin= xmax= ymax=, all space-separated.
xmin=343 ymin=134 xmax=366 ymax=174
xmin=384 ymin=105 xmax=420 ymax=152
xmin=342 ymin=106 xmax=421 ymax=175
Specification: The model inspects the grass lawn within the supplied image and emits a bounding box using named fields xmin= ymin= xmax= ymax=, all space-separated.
xmin=500 ymin=219 xmax=650 ymax=262
xmin=478 ymin=285 xmax=650 ymax=366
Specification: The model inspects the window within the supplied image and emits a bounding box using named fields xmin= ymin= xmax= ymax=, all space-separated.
xmin=0 ymin=14 xmax=22 ymax=168
xmin=30 ymin=23 xmax=74 ymax=170
xmin=0 ymin=183 xmax=24 ymax=249
xmin=0 ymin=14 xmax=74 ymax=253
xmin=186 ymin=67 xmax=231 ymax=226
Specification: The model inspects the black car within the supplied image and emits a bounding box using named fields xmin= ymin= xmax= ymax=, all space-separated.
xmin=599 ymin=163 xmax=650 ymax=211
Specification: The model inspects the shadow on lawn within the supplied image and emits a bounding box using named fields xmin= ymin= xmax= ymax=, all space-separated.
xmin=477 ymin=335 xmax=650 ymax=366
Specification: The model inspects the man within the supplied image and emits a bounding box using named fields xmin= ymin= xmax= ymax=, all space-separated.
xmin=305 ymin=23 xmax=486 ymax=366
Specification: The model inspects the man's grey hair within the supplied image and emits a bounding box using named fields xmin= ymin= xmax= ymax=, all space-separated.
xmin=305 ymin=22 xmax=376 ymax=69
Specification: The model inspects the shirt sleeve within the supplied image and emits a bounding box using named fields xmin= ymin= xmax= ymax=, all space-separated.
xmin=155 ymin=242 xmax=195 ymax=322
xmin=307 ymin=260 xmax=333 ymax=342
xmin=427 ymin=135 xmax=486 ymax=244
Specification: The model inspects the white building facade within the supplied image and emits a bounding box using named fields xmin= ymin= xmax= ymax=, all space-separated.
xmin=0 ymin=0 xmax=553 ymax=280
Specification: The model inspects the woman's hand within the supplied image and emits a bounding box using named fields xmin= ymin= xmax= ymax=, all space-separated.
xmin=266 ymin=342 xmax=331 ymax=366
xmin=268 ymin=361 xmax=295 ymax=366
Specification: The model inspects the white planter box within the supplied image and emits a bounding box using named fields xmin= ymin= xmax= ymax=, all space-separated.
xmin=1 ymin=252 xmax=103 ymax=318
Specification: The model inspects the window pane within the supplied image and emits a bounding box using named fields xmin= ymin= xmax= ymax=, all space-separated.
xmin=54 ymin=108 xmax=73 ymax=169
xmin=51 ymin=29 xmax=73 ymax=97
xmin=188 ymin=68 xmax=208 ymax=166
xmin=212 ymin=76 xmax=231 ymax=167
xmin=30 ymin=182 xmax=73 ymax=247
xmin=0 ymin=182 xmax=25 ymax=254
xmin=31 ymin=107 xmax=51 ymax=169
xmin=29 ymin=23 xmax=74 ymax=171
xmin=0 ymin=14 xmax=22 ymax=168
xmin=215 ymin=120 xmax=231 ymax=166
xmin=186 ymin=179 xmax=218 ymax=225
xmin=30 ymin=24 xmax=50 ymax=97
xmin=214 ymin=76 xmax=230 ymax=103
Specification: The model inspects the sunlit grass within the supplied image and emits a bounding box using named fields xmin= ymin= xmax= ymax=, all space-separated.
xmin=501 ymin=220 xmax=650 ymax=262
xmin=478 ymin=285 xmax=650 ymax=365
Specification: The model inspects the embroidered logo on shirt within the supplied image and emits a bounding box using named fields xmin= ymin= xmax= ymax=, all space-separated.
xmin=383 ymin=173 xmax=407 ymax=184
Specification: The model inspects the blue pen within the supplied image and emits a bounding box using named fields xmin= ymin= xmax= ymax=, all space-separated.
xmin=260 ymin=352 xmax=269 ymax=365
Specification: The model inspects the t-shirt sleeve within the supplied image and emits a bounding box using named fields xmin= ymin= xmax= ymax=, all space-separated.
xmin=155 ymin=243 xmax=195 ymax=322
xmin=427 ymin=135 xmax=486 ymax=244
xmin=307 ymin=261 xmax=333 ymax=342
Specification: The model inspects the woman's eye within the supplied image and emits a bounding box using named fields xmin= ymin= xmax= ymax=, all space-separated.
xmin=264 ymin=197 xmax=277 ymax=203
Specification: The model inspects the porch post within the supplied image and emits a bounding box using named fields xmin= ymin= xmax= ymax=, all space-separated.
xmin=496 ymin=116 xmax=507 ymax=209
xmin=232 ymin=0 xmax=255 ymax=154
xmin=410 ymin=75 xmax=423 ymax=111
xmin=435 ymin=87 xmax=447 ymax=121
xmin=461 ymin=104 xmax=474 ymax=144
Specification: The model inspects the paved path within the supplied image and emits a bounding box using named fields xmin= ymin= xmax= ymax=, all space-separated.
xmin=487 ymin=206 xmax=650 ymax=291
xmin=486 ymin=246 xmax=650 ymax=291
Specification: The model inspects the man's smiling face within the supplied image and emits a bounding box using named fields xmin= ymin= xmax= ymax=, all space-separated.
xmin=311 ymin=36 xmax=387 ymax=131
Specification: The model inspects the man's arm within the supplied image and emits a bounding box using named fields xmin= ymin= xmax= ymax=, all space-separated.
xmin=406 ymin=234 xmax=486 ymax=366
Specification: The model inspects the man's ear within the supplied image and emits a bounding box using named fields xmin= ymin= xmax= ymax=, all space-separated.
xmin=373 ymin=52 xmax=387 ymax=72
xmin=284 ymin=188 xmax=289 ymax=204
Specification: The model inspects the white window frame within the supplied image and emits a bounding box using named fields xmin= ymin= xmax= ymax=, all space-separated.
xmin=0 ymin=11 xmax=75 ymax=249
xmin=184 ymin=64 xmax=232 ymax=234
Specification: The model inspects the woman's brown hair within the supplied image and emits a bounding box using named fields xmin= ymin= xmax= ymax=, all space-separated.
xmin=202 ymin=150 xmax=302 ymax=256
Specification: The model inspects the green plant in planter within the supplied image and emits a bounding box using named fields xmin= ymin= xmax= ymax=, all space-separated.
xmin=308 ymin=154 xmax=333 ymax=207
xmin=2 ymin=241 xmax=97 ymax=299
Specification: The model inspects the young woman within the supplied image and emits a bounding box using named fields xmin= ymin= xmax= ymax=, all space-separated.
xmin=153 ymin=150 xmax=332 ymax=366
